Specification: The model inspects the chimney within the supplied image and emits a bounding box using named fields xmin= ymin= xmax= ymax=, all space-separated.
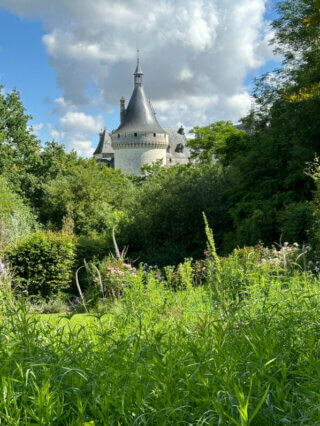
xmin=120 ymin=97 xmax=126 ymax=125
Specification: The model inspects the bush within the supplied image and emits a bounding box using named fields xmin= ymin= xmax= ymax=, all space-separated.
xmin=6 ymin=231 xmax=76 ymax=298
xmin=76 ymin=234 xmax=113 ymax=267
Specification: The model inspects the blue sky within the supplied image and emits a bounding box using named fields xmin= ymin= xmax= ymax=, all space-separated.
xmin=0 ymin=0 xmax=280 ymax=156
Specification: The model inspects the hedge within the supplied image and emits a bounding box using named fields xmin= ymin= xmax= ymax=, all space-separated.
xmin=6 ymin=231 xmax=76 ymax=298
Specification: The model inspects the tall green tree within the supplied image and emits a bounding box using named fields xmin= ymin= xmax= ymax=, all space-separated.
xmin=0 ymin=87 xmax=42 ymax=197
xmin=220 ymin=0 xmax=320 ymax=248
xmin=187 ymin=121 xmax=248 ymax=165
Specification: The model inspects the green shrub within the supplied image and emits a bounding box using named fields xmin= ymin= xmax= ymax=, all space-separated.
xmin=6 ymin=231 xmax=76 ymax=298
xmin=76 ymin=234 xmax=113 ymax=267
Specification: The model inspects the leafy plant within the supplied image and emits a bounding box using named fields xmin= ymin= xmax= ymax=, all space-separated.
xmin=6 ymin=230 xmax=76 ymax=298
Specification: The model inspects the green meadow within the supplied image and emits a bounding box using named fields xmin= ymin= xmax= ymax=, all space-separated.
xmin=2 ymin=249 xmax=320 ymax=425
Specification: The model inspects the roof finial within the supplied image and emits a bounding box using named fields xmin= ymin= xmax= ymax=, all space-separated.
xmin=134 ymin=49 xmax=143 ymax=87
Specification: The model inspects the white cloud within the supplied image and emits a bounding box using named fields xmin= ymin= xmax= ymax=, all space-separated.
xmin=49 ymin=96 xmax=77 ymax=115
xmin=48 ymin=112 xmax=105 ymax=157
xmin=0 ymin=0 xmax=277 ymax=128
xmin=59 ymin=112 xmax=104 ymax=134
xmin=28 ymin=122 xmax=43 ymax=136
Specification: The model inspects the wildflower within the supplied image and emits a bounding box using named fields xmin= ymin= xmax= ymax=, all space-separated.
xmin=315 ymin=266 xmax=319 ymax=273
xmin=204 ymin=250 xmax=211 ymax=258
xmin=293 ymin=242 xmax=299 ymax=247
xmin=306 ymin=245 xmax=312 ymax=251
xmin=284 ymin=242 xmax=289 ymax=247
xmin=202 ymin=266 xmax=206 ymax=271
xmin=124 ymin=263 xmax=134 ymax=270
xmin=308 ymin=260 xmax=313 ymax=265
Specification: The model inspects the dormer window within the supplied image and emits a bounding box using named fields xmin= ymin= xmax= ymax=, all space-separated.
xmin=175 ymin=143 xmax=184 ymax=153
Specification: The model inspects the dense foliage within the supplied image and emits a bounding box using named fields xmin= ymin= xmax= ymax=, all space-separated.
xmin=121 ymin=163 xmax=226 ymax=266
xmin=1 ymin=245 xmax=320 ymax=424
xmin=0 ymin=176 xmax=37 ymax=250
xmin=6 ymin=231 xmax=76 ymax=298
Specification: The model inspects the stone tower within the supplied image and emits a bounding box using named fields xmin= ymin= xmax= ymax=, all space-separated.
xmin=111 ymin=54 xmax=168 ymax=175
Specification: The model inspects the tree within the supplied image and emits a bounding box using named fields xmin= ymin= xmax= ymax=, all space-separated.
xmin=0 ymin=87 xmax=42 ymax=197
xmin=121 ymin=164 xmax=229 ymax=266
xmin=187 ymin=121 xmax=248 ymax=165
xmin=220 ymin=0 xmax=320 ymax=248
xmin=41 ymin=160 xmax=133 ymax=235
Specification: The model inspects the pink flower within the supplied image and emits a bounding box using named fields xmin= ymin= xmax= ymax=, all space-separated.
xmin=202 ymin=267 xmax=206 ymax=271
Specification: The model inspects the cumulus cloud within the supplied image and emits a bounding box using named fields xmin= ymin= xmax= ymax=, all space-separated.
xmin=28 ymin=123 xmax=44 ymax=137
xmin=0 ymin=0 xmax=276 ymax=152
xmin=48 ymin=112 xmax=105 ymax=157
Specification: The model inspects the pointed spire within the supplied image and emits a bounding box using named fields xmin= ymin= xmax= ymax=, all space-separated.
xmin=134 ymin=49 xmax=143 ymax=87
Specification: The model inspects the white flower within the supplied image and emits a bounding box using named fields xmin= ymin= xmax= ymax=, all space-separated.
xmin=306 ymin=245 xmax=312 ymax=251
xmin=315 ymin=266 xmax=319 ymax=273
xmin=293 ymin=242 xmax=299 ymax=247
xmin=308 ymin=260 xmax=313 ymax=265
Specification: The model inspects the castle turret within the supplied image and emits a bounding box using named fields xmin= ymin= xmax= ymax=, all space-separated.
xmin=111 ymin=53 xmax=168 ymax=175
xmin=93 ymin=128 xmax=114 ymax=168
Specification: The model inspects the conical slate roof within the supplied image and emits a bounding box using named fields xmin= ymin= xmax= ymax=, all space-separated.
xmin=117 ymin=86 xmax=165 ymax=133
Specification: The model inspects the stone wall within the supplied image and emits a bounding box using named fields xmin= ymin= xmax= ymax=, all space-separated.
xmin=114 ymin=146 xmax=166 ymax=175
xmin=111 ymin=131 xmax=168 ymax=175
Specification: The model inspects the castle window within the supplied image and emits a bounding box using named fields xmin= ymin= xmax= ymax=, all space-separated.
xmin=118 ymin=134 xmax=120 ymax=138
xmin=175 ymin=143 xmax=184 ymax=153
xmin=167 ymin=145 xmax=170 ymax=153
xmin=153 ymin=133 xmax=156 ymax=137
xmin=134 ymin=133 xmax=137 ymax=137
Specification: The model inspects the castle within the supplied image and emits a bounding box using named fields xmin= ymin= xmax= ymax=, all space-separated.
xmin=93 ymin=56 xmax=190 ymax=174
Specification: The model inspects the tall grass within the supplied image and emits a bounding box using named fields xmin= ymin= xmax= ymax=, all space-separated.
xmin=1 ymin=249 xmax=320 ymax=424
